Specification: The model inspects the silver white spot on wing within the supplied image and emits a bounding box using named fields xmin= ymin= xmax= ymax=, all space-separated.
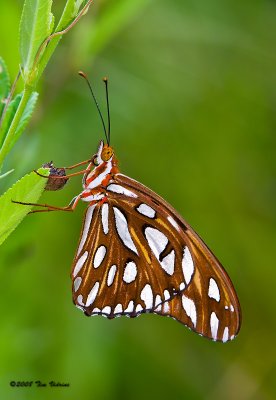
xmin=93 ymin=245 xmax=106 ymax=268
xmin=107 ymin=184 xmax=137 ymax=198
xmin=155 ymin=295 xmax=162 ymax=307
xmin=101 ymin=203 xmax=109 ymax=234
xmin=160 ymin=249 xmax=175 ymax=275
xmin=164 ymin=289 xmax=170 ymax=301
xmin=123 ymin=261 xmax=137 ymax=284
xmin=208 ymin=278 xmax=220 ymax=302
xmin=167 ymin=215 xmax=180 ymax=231
xmin=137 ymin=203 xmax=156 ymax=218
xmin=144 ymin=227 xmax=168 ymax=263
xmin=154 ymin=295 xmax=162 ymax=311
xmin=114 ymin=304 xmax=123 ymax=314
xmin=140 ymin=284 xmax=153 ymax=309
xmin=74 ymin=277 xmax=82 ymax=292
xmin=113 ymin=207 xmax=138 ymax=254
xmin=125 ymin=301 xmax=134 ymax=313
xmin=136 ymin=304 xmax=143 ymax=313
xmin=222 ymin=327 xmax=229 ymax=343
xmin=73 ymin=251 xmax=88 ymax=277
xmin=179 ymin=282 xmax=185 ymax=291
xmin=230 ymin=304 xmax=234 ymax=312
xmin=77 ymin=205 xmax=96 ymax=256
xmin=107 ymin=265 xmax=117 ymax=287
xmin=210 ymin=312 xmax=219 ymax=340
xmin=182 ymin=295 xmax=197 ymax=328
xmin=163 ymin=302 xmax=170 ymax=313
xmin=77 ymin=295 xmax=84 ymax=306
xmin=182 ymin=246 xmax=194 ymax=285
xmin=102 ymin=306 xmax=111 ymax=315
xmin=86 ymin=281 xmax=100 ymax=307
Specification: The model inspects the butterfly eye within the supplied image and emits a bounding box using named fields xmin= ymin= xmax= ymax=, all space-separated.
xmin=92 ymin=155 xmax=99 ymax=166
xmin=101 ymin=147 xmax=114 ymax=162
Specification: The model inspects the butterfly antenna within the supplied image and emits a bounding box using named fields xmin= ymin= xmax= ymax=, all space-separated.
xmin=103 ymin=77 xmax=111 ymax=145
xmin=78 ymin=71 xmax=108 ymax=144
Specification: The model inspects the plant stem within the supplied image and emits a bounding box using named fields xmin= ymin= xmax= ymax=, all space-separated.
xmin=0 ymin=169 xmax=14 ymax=179
xmin=0 ymin=85 xmax=33 ymax=171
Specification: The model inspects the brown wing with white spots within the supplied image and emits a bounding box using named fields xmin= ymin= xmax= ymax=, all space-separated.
xmin=71 ymin=197 xmax=191 ymax=318
xmin=71 ymin=173 xmax=241 ymax=342
xmin=114 ymin=174 xmax=241 ymax=342
xmin=153 ymin=259 xmax=240 ymax=342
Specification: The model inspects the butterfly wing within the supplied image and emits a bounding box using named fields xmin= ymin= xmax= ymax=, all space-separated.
xmin=71 ymin=195 xmax=188 ymax=317
xmin=71 ymin=173 xmax=241 ymax=342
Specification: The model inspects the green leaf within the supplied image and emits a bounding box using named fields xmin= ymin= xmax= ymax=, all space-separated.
xmin=35 ymin=0 xmax=87 ymax=81
xmin=0 ymin=57 xmax=10 ymax=117
xmin=56 ymin=0 xmax=85 ymax=32
xmin=0 ymin=167 xmax=49 ymax=246
xmin=0 ymin=94 xmax=22 ymax=148
xmin=10 ymin=92 xmax=39 ymax=150
xmin=0 ymin=91 xmax=38 ymax=155
xmin=19 ymin=0 xmax=54 ymax=78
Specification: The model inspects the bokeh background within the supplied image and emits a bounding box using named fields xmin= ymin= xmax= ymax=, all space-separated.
xmin=0 ymin=0 xmax=276 ymax=399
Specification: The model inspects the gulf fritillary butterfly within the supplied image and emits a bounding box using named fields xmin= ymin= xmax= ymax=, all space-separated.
xmin=15 ymin=73 xmax=241 ymax=342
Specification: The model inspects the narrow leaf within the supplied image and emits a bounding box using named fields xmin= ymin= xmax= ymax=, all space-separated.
xmin=0 ymin=94 xmax=22 ymax=148
xmin=56 ymin=0 xmax=85 ymax=32
xmin=49 ymin=12 xmax=55 ymax=33
xmin=19 ymin=0 xmax=53 ymax=77
xmin=0 ymin=167 xmax=50 ymax=246
xmin=10 ymin=92 xmax=39 ymax=150
xmin=35 ymin=0 xmax=88 ymax=81
xmin=0 ymin=57 xmax=10 ymax=117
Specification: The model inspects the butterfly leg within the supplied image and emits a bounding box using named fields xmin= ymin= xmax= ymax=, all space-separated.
xmin=64 ymin=159 xmax=92 ymax=170
xmin=12 ymin=194 xmax=81 ymax=214
xmin=34 ymin=168 xmax=91 ymax=180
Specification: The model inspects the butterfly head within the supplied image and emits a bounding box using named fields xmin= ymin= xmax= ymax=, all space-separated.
xmin=85 ymin=140 xmax=118 ymax=189
xmin=93 ymin=140 xmax=115 ymax=166
xmin=101 ymin=143 xmax=114 ymax=162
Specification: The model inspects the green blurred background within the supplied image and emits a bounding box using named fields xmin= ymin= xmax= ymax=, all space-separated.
xmin=0 ymin=0 xmax=276 ymax=399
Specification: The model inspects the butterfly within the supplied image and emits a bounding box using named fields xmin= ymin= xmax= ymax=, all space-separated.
xmin=70 ymin=139 xmax=241 ymax=342
xmin=15 ymin=73 xmax=241 ymax=342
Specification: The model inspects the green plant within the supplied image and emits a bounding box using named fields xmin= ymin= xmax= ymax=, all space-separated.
xmin=0 ymin=0 xmax=151 ymax=247
xmin=0 ymin=0 xmax=94 ymax=171
xmin=0 ymin=0 xmax=95 ymax=245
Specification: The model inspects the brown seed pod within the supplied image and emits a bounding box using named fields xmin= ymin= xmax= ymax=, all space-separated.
xmin=42 ymin=161 xmax=68 ymax=191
